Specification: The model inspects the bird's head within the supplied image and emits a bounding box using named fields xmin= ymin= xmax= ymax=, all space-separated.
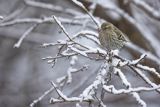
xmin=101 ymin=22 xmax=113 ymax=30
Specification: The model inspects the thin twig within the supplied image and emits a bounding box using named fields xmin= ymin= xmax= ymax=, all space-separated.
xmin=52 ymin=15 xmax=89 ymax=49
xmin=129 ymin=66 xmax=160 ymax=94
xmin=114 ymin=68 xmax=146 ymax=107
xmin=14 ymin=23 xmax=39 ymax=48
xmin=72 ymin=0 xmax=100 ymax=28
xmin=53 ymin=16 xmax=72 ymax=41
xmin=30 ymin=87 xmax=55 ymax=107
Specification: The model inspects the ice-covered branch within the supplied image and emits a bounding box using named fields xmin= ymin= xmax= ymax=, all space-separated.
xmin=57 ymin=65 xmax=88 ymax=84
xmin=50 ymin=97 xmax=92 ymax=104
xmin=129 ymin=67 xmax=160 ymax=94
xmin=114 ymin=68 xmax=146 ymax=107
xmin=0 ymin=15 xmax=4 ymax=20
xmin=30 ymin=86 xmax=55 ymax=107
xmin=72 ymin=0 xmax=100 ymax=28
xmin=126 ymin=42 xmax=160 ymax=65
xmin=53 ymin=16 xmax=72 ymax=41
xmin=103 ymin=85 xmax=160 ymax=94
xmin=1 ymin=7 xmax=25 ymax=22
xmin=136 ymin=64 xmax=160 ymax=79
xmin=114 ymin=54 xmax=160 ymax=82
xmin=53 ymin=15 xmax=89 ymax=50
xmin=79 ymin=61 xmax=112 ymax=107
xmin=129 ymin=54 xmax=146 ymax=65
xmin=50 ymin=81 xmax=93 ymax=104
xmin=14 ymin=23 xmax=39 ymax=48
xmin=2 ymin=1 xmax=159 ymax=107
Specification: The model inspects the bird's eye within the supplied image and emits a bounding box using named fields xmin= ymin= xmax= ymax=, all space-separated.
xmin=118 ymin=35 xmax=122 ymax=40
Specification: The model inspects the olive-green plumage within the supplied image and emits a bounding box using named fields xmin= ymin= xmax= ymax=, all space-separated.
xmin=99 ymin=22 xmax=128 ymax=51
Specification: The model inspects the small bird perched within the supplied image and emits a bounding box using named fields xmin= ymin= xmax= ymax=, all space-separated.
xmin=99 ymin=22 xmax=128 ymax=52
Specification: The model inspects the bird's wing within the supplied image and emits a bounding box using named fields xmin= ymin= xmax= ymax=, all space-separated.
xmin=113 ymin=26 xmax=129 ymax=42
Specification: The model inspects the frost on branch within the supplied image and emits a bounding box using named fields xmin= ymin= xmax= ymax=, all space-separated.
xmin=31 ymin=14 xmax=160 ymax=107
xmin=1 ymin=0 xmax=160 ymax=107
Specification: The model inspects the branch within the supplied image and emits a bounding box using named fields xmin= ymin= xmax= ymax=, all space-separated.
xmin=52 ymin=16 xmax=72 ymax=41
xmin=126 ymin=42 xmax=160 ymax=65
xmin=72 ymin=0 xmax=100 ymax=28
xmin=114 ymin=68 xmax=146 ymax=107
xmin=50 ymin=81 xmax=93 ymax=104
xmin=129 ymin=54 xmax=146 ymax=65
xmin=113 ymin=53 xmax=160 ymax=94
xmin=129 ymin=66 xmax=160 ymax=94
xmin=50 ymin=97 xmax=91 ymax=104
xmin=52 ymin=15 xmax=89 ymax=50
xmin=30 ymin=87 xmax=55 ymax=107
xmin=57 ymin=65 xmax=88 ymax=85
xmin=103 ymin=85 xmax=160 ymax=94
xmin=2 ymin=6 xmax=26 ymax=22
xmin=14 ymin=23 xmax=39 ymax=48
xmin=0 ymin=15 xmax=4 ymax=20
xmin=114 ymin=54 xmax=160 ymax=80
xmin=136 ymin=64 xmax=160 ymax=79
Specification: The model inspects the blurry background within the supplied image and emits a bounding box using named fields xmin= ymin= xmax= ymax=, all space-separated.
xmin=0 ymin=0 xmax=160 ymax=107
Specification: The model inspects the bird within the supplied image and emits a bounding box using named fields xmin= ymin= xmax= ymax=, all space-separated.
xmin=99 ymin=22 xmax=128 ymax=52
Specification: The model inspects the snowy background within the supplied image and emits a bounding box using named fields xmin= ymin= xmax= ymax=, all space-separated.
xmin=0 ymin=0 xmax=160 ymax=107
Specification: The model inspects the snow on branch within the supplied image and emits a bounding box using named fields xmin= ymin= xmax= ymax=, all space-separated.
xmin=53 ymin=15 xmax=89 ymax=50
xmin=23 ymin=14 xmax=160 ymax=107
xmin=129 ymin=67 xmax=160 ymax=94
xmin=0 ymin=15 xmax=4 ymax=20
xmin=40 ymin=23 xmax=159 ymax=106
xmin=126 ymin=42 xmax=160 ymax=65
xmin=14 ymin=23 xmax=39 ymax=48
xmin=129 ymin=54 xmax=146 ymax=65
xmin=1 ymin=0 xmax=159 ymax=107
xmin=103 ymin=84 xmax=160 ymax=94
xmin=136 ymin=64 xmax=160 ymax=79
xmin=72 ymin=0 xmax=100 ymax=28
xmin=53 ymin=15 xmax=72 ymax=41
xmin=43 ymin=42 xmax=160 ymax=106
xmin=40 ymin=43 xmax=160 ymax=106
xmin=114 ymin=68 xmax=146 ymax=107
xmin=30 ymin=86 xmax=55 ymax=107
xmin=56 ymin=65 xmax=88 ymax=85
xmin=50 ymin=81 xmax=93 ymax=104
